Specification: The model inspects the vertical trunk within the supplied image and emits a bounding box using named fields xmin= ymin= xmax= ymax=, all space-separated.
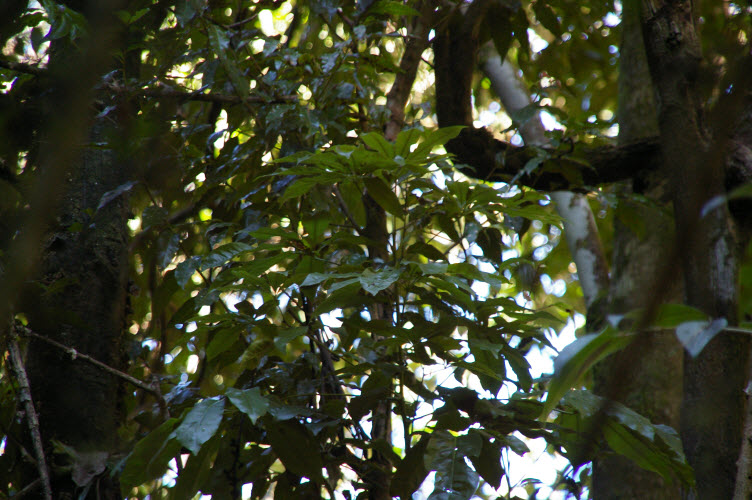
xmin=639 ymin=1 xmax=749 ymax=498
xmin=23 ymin=122 xmax=130 ymax=498
xmin=591 ymin=2 xmax=684 ymax=498
xmin=11 ymin=2 xmax=130 ymax=497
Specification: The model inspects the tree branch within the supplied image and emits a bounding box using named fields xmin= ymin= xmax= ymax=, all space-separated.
xmin=448 ymin=120 xmax=662 ymax=191
xmin=384 ymin=1 xmax=436 ymax=140
xmin=479 ymin=48 xmax=610 ymax=308
xmin=105 ymin=82 xmax=298 ymax=105
xmin=7 ymin=327 xmax=52 ymax=500
xmin=0 ymin=58 xmax=45 ymax=76
xmin=19 ymin=327 xmax=168 ymax=414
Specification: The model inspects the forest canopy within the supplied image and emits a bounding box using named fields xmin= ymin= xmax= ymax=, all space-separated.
xmin=0 ymin=1 xmax=751 ymax=499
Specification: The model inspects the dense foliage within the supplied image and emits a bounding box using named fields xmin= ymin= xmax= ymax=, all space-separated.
xmin=1 ymin=1 xmax=750 ymax=499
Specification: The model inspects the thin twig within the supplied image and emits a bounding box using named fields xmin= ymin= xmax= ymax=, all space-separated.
xmin=11 ymin=478 xmax=41 ymax=499
xmin=7 ymin=329 xmax=52 ymax=500
xmin=18 ymin=327 xmax=167 ymax=413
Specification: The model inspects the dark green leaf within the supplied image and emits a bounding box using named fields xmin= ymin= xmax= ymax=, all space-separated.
xmin=172 ymin=397 xmax=225 ymax=455
xmin=265 ymin=418 xmax=324 ymax=480
xmin=120 ymin=419 xmax=181 ymax=493
xmin=364 ymin=177 xmax=402 ymax=216
xmin=359 ymin=267 xmax=401 ymax=295
xmin=226 ymin=387 xmax=270 ymax=424
xmin=201 ymin=242 xmax=253 ymax=269
xmin=468 ymin=432 xmax=503 ymax=489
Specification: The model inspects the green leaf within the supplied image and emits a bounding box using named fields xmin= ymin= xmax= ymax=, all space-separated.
xmin=602 ymin=419 xmax=674 ymax=481
xmin=265 ymin=418 xmax=324 ymax=480
xmin=339 ymin=181 xmax=367 ymax=227
xmin=201 ymin=242 xmax=253 ymax=269
xmin=532 ymin=1 xmax=562 ymax=37
xmin=142 ymin=205 xmax=168 ymax=229
xmin=364 ymin=177 xmax=402 ymax=216
xmin=651 ymin=303 xmax=709 ymax=327
xmin=368 ymin=0 xmax=421 ymax=17
xmin=468 ymin=432 xmax=503 ymax=489
xmin=544 ymin=329 xmax=636 ymax=417
xmin=409 ymin=126 xmax=464 ymax=160
xmin=120 ymin=419 xmax=181 ymax=493
xmin=175 ymin=256 xmax=201 ymax=288
xmin=274 ymin=326 xmax=307 ymax=352
xmin=361 ymin=132 xmax=394 ymax=158
xmin=303 ymin=215 xmax=329 ymax=245
xmin=359 ymin=267 xmax=401 ymax=295
xmin=206 ymin=328 xmax=239 ymax=360
xmin=171 ymin=434 xmax=220 ymax=499
xmin=172 ymin=397 xmax=225 ymax=455
xmin=226 ymin=387 xmax=270 ymax=424
xmin=427 ymin=431 xmax=480 ymax=500
xmin=391 ymin=433 xmax=431 ymax=498
xmin=301 ymin=272 xmax=359 ymax=287
xmin=475 ymin=227 xmax=502 ymax=263
xmin=395 ymin=128 xmax=422 ymax=158
xmin=208 ymin=24 xmax=248 ymax=96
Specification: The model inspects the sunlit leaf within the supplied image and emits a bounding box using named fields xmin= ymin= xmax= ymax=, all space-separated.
xmin=172 ymin=398 xmax=225 ymax=455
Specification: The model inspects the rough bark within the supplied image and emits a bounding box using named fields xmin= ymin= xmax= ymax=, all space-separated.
xmin=591 ymin=2 xmax=684 ymax=498
xmin=4 ymin=2 xmax=131 ymax=497
xmin=22 ymin=122 xmax=130 ymax=498
xmin=639 ymin=1 xmax=749 ymax=498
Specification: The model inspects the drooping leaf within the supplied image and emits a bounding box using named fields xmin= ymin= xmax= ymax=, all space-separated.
xmin=364 ymin=177 xmax=403 ymax=216
xmin=468 ymin=431 xmax=503 ymax=489
xmin=391 ymin=433 xmax=431 ymax=498
xmin=544 ymin=329 xmax=636 ymax=417
xmin=226 ymin=387 xmax=270 ymax=424
xmin=265 ymin=418 xmax=324 ymax=481
xmin=120 ymin=419 xmax=181 ymax=493
xmin=171 ymin=434 xmax=220 ymax=499
xmin=426 ymin=431 xmax=481 ymax=500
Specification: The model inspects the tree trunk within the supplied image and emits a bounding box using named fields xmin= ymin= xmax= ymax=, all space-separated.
xmin=639 ymin=1 xmax=749 ymax=498
xmin=22 ymin=122 xmax=130 ymax=498
xmin=11 ymin=2 xmax=130 ymax=497
xmin=591 ymin=2 xmax=684 ymax=498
